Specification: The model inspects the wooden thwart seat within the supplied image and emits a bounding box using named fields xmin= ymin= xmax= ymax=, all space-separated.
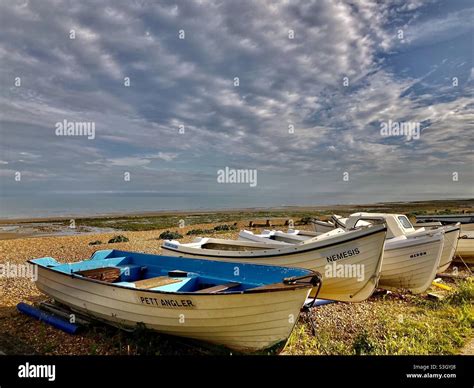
xmin=75 ymin=267 xmax=121 ymax=283
xmin=195 ymin=282 xmax=240 ymax=294
xmin=133 ymin=276 xmax=183 ymax=289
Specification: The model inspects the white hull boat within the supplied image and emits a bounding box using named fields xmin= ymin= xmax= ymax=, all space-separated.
xmin=411 ymin=224 xmax=461 ymax=272
xmin=436 ymin=225 xmax=460 ymax=272
xmin=344 ymin=213 xmax=447 ymax=292
xmin=379 ymin=233 xmax=444 ymax=293
xmin=456 ymin=231 xmax=474 ymax=263
xmin=461 ymin=224 xmax=474 ymax=232
xmin=29 ymin=249 xmax=321 ymax=353
xmin=162 ymin=225 xmax=388 ymax=303
xmin=346 ymin=213 xmax=459 ymax=274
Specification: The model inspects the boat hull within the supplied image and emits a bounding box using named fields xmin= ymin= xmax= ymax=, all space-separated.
xmin=163 ymin=226 xmax=387 ymax=303
xmin=33 ymin=266 xmax=310 ymax=353
xmin=437 ymin=226 xmax=460 ymax=272
xmin=379 ymin=234 xmax=443 ymax=294
xmin=456 ymin=231 xmax=474 ymax=262
xmin=461 ymin=224 xmax=474 ymax=232
xmin=410 ymin=224 xmax=460 ymax=272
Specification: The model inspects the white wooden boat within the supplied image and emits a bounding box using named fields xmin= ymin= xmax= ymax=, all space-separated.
xmin=345 ymin=213 xmax=458 ymax=274
xmin=456 ymin=231 xmax=474 ymax=263
xmin=411 ymin=223 xmax=461 ymax=272
xmin=461 ymin=223 xmax=474 ymax=232
xmin=379 ymin=233 xmax=444 ymax=293
xmin=162 ymin=225 xmax=388 ymax=303
xmin=432 ymin=225 xmax=460 ymax=272
xmin=29 ymin=249 xmax=321 ymax=353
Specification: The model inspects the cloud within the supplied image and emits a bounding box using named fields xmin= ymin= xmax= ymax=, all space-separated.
xmin=154 ymin=152 xmax=178 ymax=162
xmin=0 ymin=0 xmax=472 ymax=214
xmin=401 ymin=8 xmax=474 ymax=48
xmin=86 ymin=152 xmax=178 ymax=168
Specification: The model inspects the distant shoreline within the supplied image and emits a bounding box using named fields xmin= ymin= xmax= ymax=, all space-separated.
xmin=0 ymin=198 xmax=472 ymax=240
xmin=0 ymin=198 xmax=472 ymax=224
xmin=0 ymin=205 xmax=321 ymax=224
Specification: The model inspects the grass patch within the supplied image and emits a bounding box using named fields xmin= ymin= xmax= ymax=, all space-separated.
xmin=158 ymin=230 xmax=183 ymax=240
xmin=75 ymin=211 xmax=318 ymax=231
xmin=186 ymin=224 xmax=238 ymax=235
xmin=447 ymin=279 xmax=473 ymax=306
xmin=108 ymin=235 xmax=129 ymax=243
xmin=353 ymin=329 xmax=375 ymax=355
xmin=88 ymin=240 xmax=102 ymax=245
xmin=286 ymin=321 xmax=351 ymax=355
xmin=285 ymin=280 xmax=473 ymax=355
xmin=186 ymin=228 xmax=215 ymax=235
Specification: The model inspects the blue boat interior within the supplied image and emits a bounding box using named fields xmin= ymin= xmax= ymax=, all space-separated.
xmin=30 ymin=249 xmax=312 ymax=294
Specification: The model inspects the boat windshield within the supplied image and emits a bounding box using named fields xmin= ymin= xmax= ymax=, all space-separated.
xmin=398 ymin=216 xmax=413 ymax=229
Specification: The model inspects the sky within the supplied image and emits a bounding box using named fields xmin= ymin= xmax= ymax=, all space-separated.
xmin=0 ymin=0 xmax=473 ymax=217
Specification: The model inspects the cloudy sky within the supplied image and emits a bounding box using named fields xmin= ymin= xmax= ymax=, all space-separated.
xmin=0 ymin=0 xmax=473 ymax=217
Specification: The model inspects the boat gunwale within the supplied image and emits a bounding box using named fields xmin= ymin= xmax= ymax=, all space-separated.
xmin=416 ymin=225 xmax=460 ymax=233
xmin=384 ymin=233 xmax=443 ymax=251
xmin=28 ymin=259 xmax=316 ymax=296
xmin=444 ymin=226 xmax=461 ymax=233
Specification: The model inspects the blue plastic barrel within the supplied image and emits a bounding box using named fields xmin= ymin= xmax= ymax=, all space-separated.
xmin=17 ymin=302 xmax=79 ymax=334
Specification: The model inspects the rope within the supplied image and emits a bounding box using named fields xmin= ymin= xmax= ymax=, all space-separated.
xmin=420 ymin=226 xmax=472 ymax=276
xmin=455 ymin=255 xmax=472 ymax=274
xmin=442 ymin=230 xmax=473 ymax=275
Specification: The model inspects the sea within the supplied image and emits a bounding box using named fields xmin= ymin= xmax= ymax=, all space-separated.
xmin=0 ymin=192 xmax=339 ymax=219
xmin=0 ymin=191 xmax=466 ymax=220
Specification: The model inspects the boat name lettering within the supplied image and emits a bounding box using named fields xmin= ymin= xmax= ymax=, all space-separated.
xmin=410 ymin=251 xmax=427 ymax=259
xmin=326 ymin=248 xmax=360 ymax=263
xmin=139 ymin=296 xmax=195 ymax=308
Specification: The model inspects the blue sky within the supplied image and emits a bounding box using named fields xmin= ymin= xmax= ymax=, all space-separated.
xmin=0 ymin=0 xmax=473 ymax=216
